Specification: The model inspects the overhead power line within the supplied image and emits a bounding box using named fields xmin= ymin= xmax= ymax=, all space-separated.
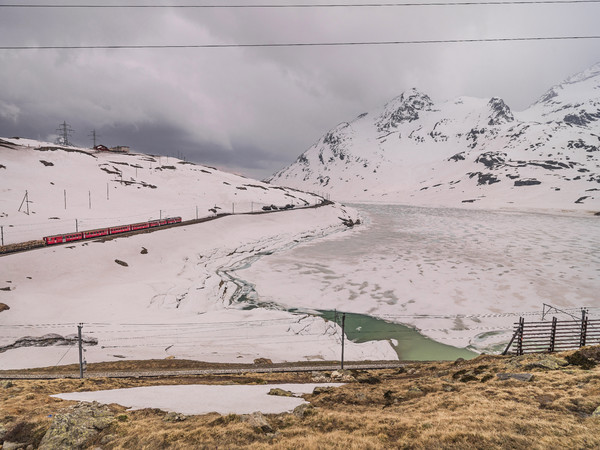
xmin=1 ymin=1 xmax=599 ymax=7
xmin=1 ymin=35 xmax=599 ymax=50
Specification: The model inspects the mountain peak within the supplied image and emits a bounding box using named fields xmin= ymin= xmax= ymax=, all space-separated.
xmin=487 ymin=97 xmax=514 ymax=125
xmin=376 ymin=88 xmax=434 ymax=132
xmin=521 ymin=62 xmax=600 ymax=126
xmin=531 ymin=62 xmax=600 ymax=107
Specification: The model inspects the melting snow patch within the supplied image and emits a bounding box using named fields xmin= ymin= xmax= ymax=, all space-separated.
xmin=53 ymin=383 xmax=343 ymax=415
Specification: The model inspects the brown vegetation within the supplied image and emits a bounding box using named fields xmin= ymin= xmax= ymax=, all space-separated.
xmin=2 ymin=349 xmax=600 ymax=449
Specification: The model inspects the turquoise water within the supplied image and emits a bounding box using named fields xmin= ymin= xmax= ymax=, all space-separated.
xmin=319 ymin=310 xmax=476 ymax=361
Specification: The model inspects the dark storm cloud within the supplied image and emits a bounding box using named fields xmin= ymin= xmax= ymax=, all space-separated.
xmin=0 ymin=1 xmax=599 ymax=179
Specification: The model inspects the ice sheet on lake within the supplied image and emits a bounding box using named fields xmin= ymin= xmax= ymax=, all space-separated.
xmin=239 ymin=204 xmax=600 ymax=352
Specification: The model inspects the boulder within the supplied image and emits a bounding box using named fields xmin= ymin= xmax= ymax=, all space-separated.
xmin=312 ymin=386 xmax=334 ymax=395
xmin=163 ymin=412 xmax=187 ymax=423
xmin=496 ymin=373 xmax=534 ymax=382
xmin=330 ymin=369 xmax=355 ymax=382
xmin=522 ymin=355 xmax=568 ymax=371
xmin=267 ymin=388 xmax=294 ymax=397
xmin=38 ymin=402 xmax=114 ymax=450
xmin=253 ymin=358 xmax=272 ymax=365
xmin=240 ymin=412 xmax=273 ymax=433
xmin=311 ymin=371 xmax=329 ymax=383
xmin=292 ymin=403 xmax=314 ymax=419
xmin=592 ymin=406 xmax=600 ymax=417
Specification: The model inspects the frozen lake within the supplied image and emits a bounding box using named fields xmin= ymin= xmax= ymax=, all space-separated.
xmin=238 ymin=204 xmax=600 ymax=354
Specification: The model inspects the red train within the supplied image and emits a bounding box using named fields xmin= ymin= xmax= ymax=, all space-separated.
xmin=43 ymin=217 xmax=182 ymax=245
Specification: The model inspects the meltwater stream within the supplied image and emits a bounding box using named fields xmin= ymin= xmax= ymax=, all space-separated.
xmin=231 ymin=204 xmax=600 ymax=360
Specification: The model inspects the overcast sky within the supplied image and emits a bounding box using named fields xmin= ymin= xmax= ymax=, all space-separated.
xmin=0 ymin=1 xmax=598 ymax=179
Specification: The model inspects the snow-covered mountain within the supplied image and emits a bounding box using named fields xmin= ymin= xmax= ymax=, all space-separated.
xmin=269 ymin=63 xmax=600 ymax=212
xmin=0 ymin=137 xmax=325 ymax=245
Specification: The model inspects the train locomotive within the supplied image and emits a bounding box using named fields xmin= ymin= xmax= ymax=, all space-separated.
xmin=43 ymin=217 xmax=182 ymax=245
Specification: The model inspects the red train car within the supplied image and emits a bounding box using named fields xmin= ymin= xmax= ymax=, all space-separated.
xmin=130 ymin=222 xmax=150 ymax=231
xmin=43 ymin=217 xmax=182 ymax=246
xmin=109 ymin=224 xmax=131 ymax=234
xmin=64 ymin=232 xmax=83 ymax=242
xmin=83 ymin=228 xmax=109 ymax=239
xmin=44 ymin=234 xmax=64 ymax=245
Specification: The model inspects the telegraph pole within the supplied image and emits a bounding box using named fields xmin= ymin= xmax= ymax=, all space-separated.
xmin=18 ymin=190 xmax=31 ymax=215
xmin=78 ymin=323 xmax=84 ymax=378
xmin=341 ymin=313 xmax=346 ymax=370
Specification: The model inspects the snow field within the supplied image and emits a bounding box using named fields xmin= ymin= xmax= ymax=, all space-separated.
xmin=0 ymin=204 xmax=397 ymax=370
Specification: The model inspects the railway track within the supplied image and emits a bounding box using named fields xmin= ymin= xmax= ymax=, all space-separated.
xmin=0 ymin=361 xmax=404 ymax=380
xmin=0 ymin=200 xmax=333 ymax=256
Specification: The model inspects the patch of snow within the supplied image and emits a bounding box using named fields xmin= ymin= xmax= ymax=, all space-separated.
xmin=52 ymin=383 xmax=343 ymax=415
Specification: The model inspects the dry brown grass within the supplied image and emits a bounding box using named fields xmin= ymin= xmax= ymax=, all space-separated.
xmin=2 ymin=351 xmax=600 ymax=449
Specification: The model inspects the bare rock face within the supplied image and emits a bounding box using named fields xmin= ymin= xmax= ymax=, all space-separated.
xmin=0 ymin=303 xmax=9 ymax=313
xmin=38 ymin=402 xmax=114 ymax=450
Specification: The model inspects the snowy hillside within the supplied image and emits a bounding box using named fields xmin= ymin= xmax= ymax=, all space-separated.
xmin=269 ymin=64 xmax=600 ymax=212
xmin=0 ymin=137 xmax=324 ymax=245
xmin=1 ymin=139 xmax=394 ymax=369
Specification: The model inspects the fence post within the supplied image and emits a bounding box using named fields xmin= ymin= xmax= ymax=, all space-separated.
xmin=580 ymin=309 xmax=588 ymax=348
xmin=517 ymin=317 xmax=525 ymax=356
xmin=549 ymin=316 xmax=557 ymax=352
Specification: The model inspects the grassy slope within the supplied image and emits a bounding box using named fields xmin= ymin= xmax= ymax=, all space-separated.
xmin=2 ymin=348 xmax=600 ymax=449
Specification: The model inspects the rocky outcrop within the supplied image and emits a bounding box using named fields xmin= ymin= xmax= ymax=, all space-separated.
xmin=38 ymin=402 xmax=114 ymax=450
xmin=0 ymin=334 xmax=97 ymax=353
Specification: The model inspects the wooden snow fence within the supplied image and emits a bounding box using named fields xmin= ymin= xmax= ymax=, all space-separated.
xmin=503 ymin=313 xmax=600 ymax=355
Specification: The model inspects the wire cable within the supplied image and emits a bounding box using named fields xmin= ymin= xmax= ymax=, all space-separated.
xmin=1 ymin=1 xmax=599 ymax=8
xmin=2 ymin=35 xmax=599 ymax=50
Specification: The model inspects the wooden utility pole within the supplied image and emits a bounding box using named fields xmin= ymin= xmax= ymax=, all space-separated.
xmin=18 ymin=191 xmax=30 ymax=215
xmin=341 ymin=313 xmax=346 ymax=370
xmin=78 ymin=323 xmax=84 ymax=378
